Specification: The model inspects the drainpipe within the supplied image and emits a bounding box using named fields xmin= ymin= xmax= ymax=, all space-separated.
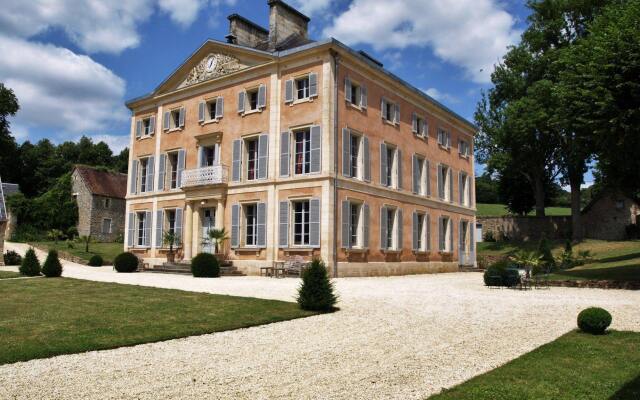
xmin=331 ymin=50 xmax=340 ymax=277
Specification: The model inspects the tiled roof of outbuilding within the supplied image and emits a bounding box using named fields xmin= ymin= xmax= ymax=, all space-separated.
xmin=74 ymin=166 xmax=127 ymax=199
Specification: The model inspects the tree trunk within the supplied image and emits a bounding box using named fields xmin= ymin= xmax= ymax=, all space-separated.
xmin=570 ymin=178 xmax=583 ymax=241
xmin=533 ymin=172 xmax=546 ymax=217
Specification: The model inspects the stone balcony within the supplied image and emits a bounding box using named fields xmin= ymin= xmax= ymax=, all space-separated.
xmin=180 ymin=165 xmax=229 ymax=189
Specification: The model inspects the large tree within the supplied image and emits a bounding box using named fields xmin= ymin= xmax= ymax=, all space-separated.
xmin=0 ymin=83 xmax=20 ymax=184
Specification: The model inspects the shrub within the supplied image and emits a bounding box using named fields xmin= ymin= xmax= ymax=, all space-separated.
xmin=625 ymin=223 xmax=640 ymax=239
xmin=578 ymin=307 xmax=612 ymax=335
xmin=88 ymin=254 xmax=103 ymax=267
xmin=297 ymin=259 xmax=337 ymax=312
xmin=191 ymin=253 xmax=220 ymax=277
xmin=537 ymin=236 xmax=555 ymax=273
xmin=483 ymin=231 xmax=496 ymax=242
xmin=42 ymin=250 xmax=63 ymax=277
xmin=19 ymin=248 xmax=41 ymax=276
xmin=3 ymin=250 xmax=22 ymax=266
xmin=483 ymin=259 xmax=520 ymax=287
xmin=113 ymin=252 xmax=139 ymax=273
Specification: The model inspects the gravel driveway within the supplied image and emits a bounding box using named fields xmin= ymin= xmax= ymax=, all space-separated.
xmin=1 ymin=242 xmax=639 ymax=399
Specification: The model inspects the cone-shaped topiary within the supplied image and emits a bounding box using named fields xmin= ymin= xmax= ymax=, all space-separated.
xmin=191 ymin=253 xmax=220 ymax=277
xmin=42 ymin=250 xmax=63 ymax=277
xmin=113 ymin=252 xmax=139 ymax=273
xmin=297 ymin=258 xmax=337 ymax=312
xmin=88 ymin=254 xmax=103 ymax=267
xmin=578 ymin=307 xmax=612 ymax=335
xmin=537 ymin=235 xmax=555 ymax=273
xmin=19 ymin=248 xmax=41 ymax=276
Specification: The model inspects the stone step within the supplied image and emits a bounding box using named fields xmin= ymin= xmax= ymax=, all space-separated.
xmin=146 ymin=260 xmax=245 ymax=276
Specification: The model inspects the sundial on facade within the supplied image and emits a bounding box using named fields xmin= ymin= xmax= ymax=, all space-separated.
xmin=179 ymin=53 xmax=246 ymax=88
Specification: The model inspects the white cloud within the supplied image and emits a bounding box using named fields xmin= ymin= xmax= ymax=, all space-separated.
xmin=323 ymin=0 xmax=521 ymax=83
xmin=0 ymin=36 xmax=128 ymax=136
xmin=383 ymin=51 xmax=403 ymax=70
xmin=86 ymin=134 xmax=131 ymax=154
xmin=290 ymin=0 xmax=333 ymax=16
xmin=424 ymin=88 xmax=459 ymax=104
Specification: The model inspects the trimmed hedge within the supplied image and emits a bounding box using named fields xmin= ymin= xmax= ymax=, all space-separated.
xmin=297 ymin=259 xmax=337 ymax=312
xmin=3 ymin=250 xmax=22 ymax=266
xmin=113 ymin=252 xmax=139 ymax=273
xmin=483 ymin=259 xmax=520 ymax=287
xmin=578 ymin=307 xmax=612 ymax=335
xmin=19 ymin=248 xmax=41 ymax=276
xmin=88 ymin=254 xmax=104 ymax=267
xmin=191 ymin=253 xmax=220 ymax=277
xmin=42 ymin=250 xmax=63 ymax=277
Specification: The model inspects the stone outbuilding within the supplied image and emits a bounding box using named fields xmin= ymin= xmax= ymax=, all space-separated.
xmin=72 ymin=166 xmax=127 ymax=242
xmin=582 ymin=189 xmax=639 ymax=240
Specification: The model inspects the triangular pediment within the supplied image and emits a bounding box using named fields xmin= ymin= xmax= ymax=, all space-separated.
xmin=154 ymin=40 xmax=273 ymax=95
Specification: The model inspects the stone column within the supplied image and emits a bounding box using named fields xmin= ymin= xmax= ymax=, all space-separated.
xmin=216 ymin=200 xmax=225 ymax=229
xmin=191 ymin=206 xmax=199 ymax=257
xmin=183 ymin=202 xmax=193 ymax=260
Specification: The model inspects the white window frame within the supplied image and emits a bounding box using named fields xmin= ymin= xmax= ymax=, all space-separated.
xmin=349 ymin=132 xmax=363 ymax=180
xmin=139 ymin=157 xmax=149 ymax=193
xmin=141 ymin=117 xmax=152 ymax=137
xmin=384 ymin=144 xmax=398 ymax=189
xmin=349 ymin=81 xmax=362 ymax=107
xmin=291 ymin=199 xmax=311 ymax=247
xmin=167 ymin=151 xmax=179 ymax=190
xmin=243 ymin=203 xmax=258 ymax=247
xmin=459 ymin=139 xmax=470 ymax=158
xmin=439 ymin=216 xmax=452 ymax=253
xmin=384 ymin=206 xmax=399 ymax=250
xmin=169 ymin=109 xmax=181 ymax=130
xmin=206 ymin=98 xmax=218 ymax=122
xmin=102 ymin=218 xmax=112 ymax=234
xmin=460 ymin=172 xmax=470 ymax=206
xmin=349 ymin=201 xmax=364 ymax=249
xmin=244 ymin=136 xmax=260 ymax=181
xmin=415 ymin=155 xmax=428 ymax=196
xmin=439 ymin=164 xmax=452 ymax=201
xmin=383 ymin=99 xmax=396 ymax=124
xmin=295 ymin=75 xmax=310 ymax=101
xmin=136 ymin=211 xmax=147 ymax=247
xmin=292 ymin=127 xmax=312 ymax=176
xmin=416 ymin=115 xmax=428 ymax=137
xmin=416 ymin=212 xmax=428 ymax=252
xmin=246 ymin=87 xmax=260 ymax=112
xmin=437 ymin=128 xmax=451 ymax=149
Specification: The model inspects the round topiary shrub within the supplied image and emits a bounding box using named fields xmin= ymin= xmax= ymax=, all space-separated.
xmin=483 ymin=259 xmax=521 ymax=287
xmin=42 ymin=250 xmax=63 ymax=277
xmin=88 ymin=254 xmax=104 ymax=267
xmin=113 ymin=252 xmax=139 ymax=273
xmin=191 ymin=253 xmax=220 ymax=277
xmin=297 ymin=258 xmax=337 ymax=312
xmin=19 ymin=248 xmax=41 ymax=276
xmin=578 ymin=307 xmax=612 ymax=335
xmin=3 ymin=250 xmax=22 ymax=266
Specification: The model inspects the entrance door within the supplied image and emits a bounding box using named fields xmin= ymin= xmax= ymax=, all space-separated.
xmin=201 ymin=208 xmax=216 ymax=253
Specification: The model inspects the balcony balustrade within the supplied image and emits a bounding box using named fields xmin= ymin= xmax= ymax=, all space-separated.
xmin=180 ymin=165 xmax=228 ymax=188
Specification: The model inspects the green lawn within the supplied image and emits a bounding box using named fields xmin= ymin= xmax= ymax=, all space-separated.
xmin=0 ymin=270 xmax=21 ymax=279
xmin=0 ymin=278 xmax=315 ymax=365
xmin=429 ymin=331 xmax=640 ymax=400
xmin=477 ymin=203 xmax=571 ymax=217
xmin=31 ymin=241 xmax=123 ymax=264
xmin=478 ymin=239 xmax=640 ymax=282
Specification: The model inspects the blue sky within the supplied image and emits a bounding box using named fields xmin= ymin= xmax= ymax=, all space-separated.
xmin=0 ymin=0 xmax=534 ymax=175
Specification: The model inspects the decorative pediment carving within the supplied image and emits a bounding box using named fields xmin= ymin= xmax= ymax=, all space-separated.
xmin=178 ymin=53 xmax=245 ymax=88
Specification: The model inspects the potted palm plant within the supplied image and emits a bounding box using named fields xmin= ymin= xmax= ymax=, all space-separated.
xmin=163 ymin=231 xmax=180 ymax=263
xmin=207 ymin=228 xmax=229 ymax=261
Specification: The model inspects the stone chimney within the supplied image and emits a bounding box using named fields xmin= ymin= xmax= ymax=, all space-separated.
xmin=268 ymin=0 xmax=309 ymax=49
xmin=226 ymin=14 xmax=269 ymax=48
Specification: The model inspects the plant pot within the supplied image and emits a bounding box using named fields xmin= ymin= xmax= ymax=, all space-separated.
xmin=214 ymin=253 xmax=226 ymax=263
xmin=166 ymin=251 xmax=176 ymax=263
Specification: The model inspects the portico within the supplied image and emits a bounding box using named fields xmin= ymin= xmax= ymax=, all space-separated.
xmin=182 ymin=187 xmax=227 ymax=261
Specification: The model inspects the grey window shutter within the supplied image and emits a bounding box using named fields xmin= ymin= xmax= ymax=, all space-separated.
xmin=422 ymin=120 xmax=428 ymax=137
xmin=412 ymin=212 xmax=418 ymax=251
xmin=341 ymin=200 xmax=350 ymax=249
xmin=394 ymin=103 xmax=400 ymax=125
xmin=380 ymin=206 xmax=387 ymax=250
xmin=127 ymin=213 xmax=135 ymax=247
xmin=426 ymin=214 xmax=431 ymax=251
xmin=258 ymin=84 xmax=267 ymax=109
xmin=163 ymin=111 xmax=170 ymax=131
xmin=232 ymin=139 xmax=242 ymax=182
xmin=412 ymin=154 xmax=419 ymax=194
xmin=381 ymin=98 xmax=387 ymax=120
xmin=280 ymin=131 xmax=290 ymax=177
xmin=216 ymin=96 xmax=224 ymax=119
xmin=345 ymin=77 xmax=352 ymax=102
xmin=149 ymin=116 xmax=155 ymax=135
xmin=459 ymin=220 xmax=464 ymax=252
xmin=238 ymin=91 xmax=245 ymax=114
xmin=257 ymin=202 xmax=266 ymax=247
xmin=175 ymin=207 xmax=183 ymax=246
xmin=176 ymin=149 xmax=185 ymax=188
xmin=447 ymin=132 xmax=451 ymax=148
xmin=130 ymin=160 xmax=138 ymax=194
xmin=136 ymin=120 xmax=142 ymax=138
xmin=363 ymin=136 xmax=370 ymax=182
xmin=144 ymin=211 xmax=152 ymax=247
xmin=155 ymin=209 xmax=164 ymax=248
xmin=412 ymin=112 xmax=417 ymax=133
xmin=459 ymin=173 xmax=464 ymax=204
xmin=397 ymin=209 xmax=403 ymax=250
xmin=363 ymin=203 xmax=370 ymax=248
xmin=198 ymin=101 xmax=205 ymax=122
xmin=309 ymin=73 xmax=318 ymax=98
xmin=449 ymin=219 xmax=454 ymax=253
xmin=285 ymin=79 xmax=294 ymax=103
xmin=257 ymin=134 xmax=268 ymax=180
xmin=310 ymin=125 xmax=321 ymax=173
xmin=380 ymin=142 xmax=387 ymax=186
xmin=360 ymin=86 xmax=367 ymax=108
xmin=309 ymin=198 xmax=320 ymax=247
xmin=425 ymin=160 xmax=431 ymax=196
xmin=178 ymin=107 xmax=185 ymax=128
xmin=397 ymin=149 xmax=402 ymax=190
xmin=469 ymin=221 xmax=475 ymax=253
xmin=439 ymin=216 xmax=445 ymax=251
xmin=146 ymin=156 xmax=155 ymax=192
xmin=157 ymin=153 xmax=166 ymax=191
xmin=449 ymin=169 xmax=454 ymax=203
xmin=231 ymin=204 xmax=239 ymax=248
xmin=437 ymin=164 xmax=444 ymax=199
xmin=279 ymin=201 xmax=289 ymax=248
xmin=342 ymin=128 xmax=351 ymax=177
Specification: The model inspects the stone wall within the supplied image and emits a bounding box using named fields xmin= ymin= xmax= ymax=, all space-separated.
xmin=478 ymin=216 xmax=571 ymax=242
xmin=582 ymin=193 xmax=639 ymax=240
